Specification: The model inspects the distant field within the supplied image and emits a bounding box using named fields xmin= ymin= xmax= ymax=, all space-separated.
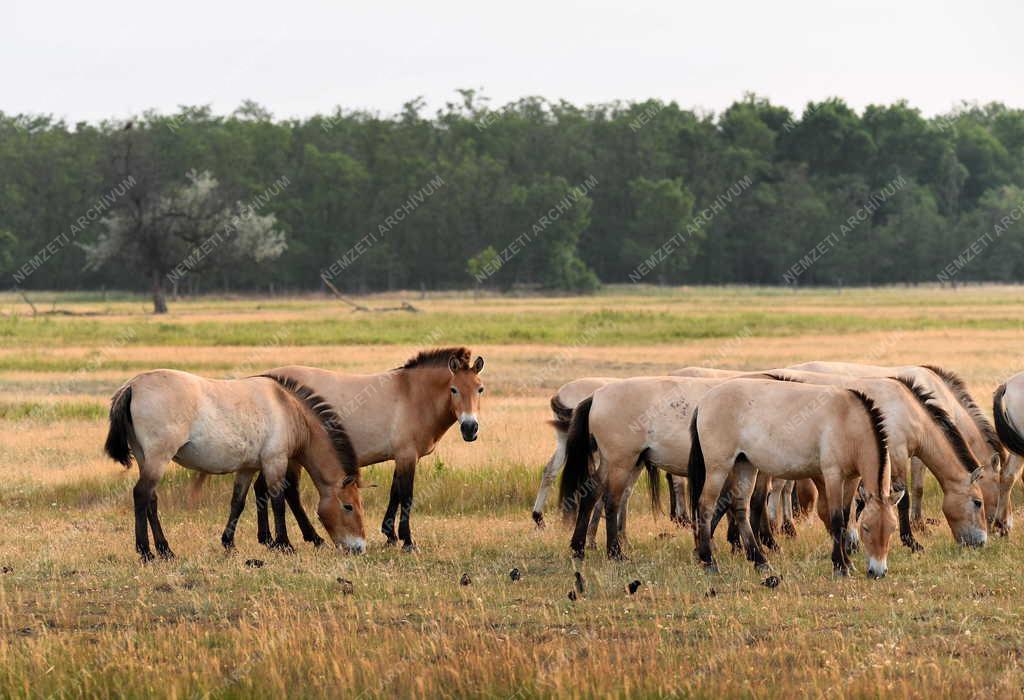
xmin=1 ymin=287 xmax=1024 ymax=698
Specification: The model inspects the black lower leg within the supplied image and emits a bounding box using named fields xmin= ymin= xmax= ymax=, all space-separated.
xmin=284 ymin=477 xmax=323 ymax=547
xmin=605 ymin=497 xmax=625 ymax=560
xmin=146 ymin=494 xmax=174 ymax=559
xmin=830 ymin=510 xmax=850 ymax=575
xmin=270 ymin=482 xmax=293 ymax=552
xmin=221 ymin=478 xmax=251 ymax=549
xmin=750 ymin=490 xmax=779 ymax=551
xmin=397 ymin=465 xmax=417 ymax=550
xmin=570 ymin=478 xmax=600 ymax=558
xmin=254 ymin=474 xmax=272 ymax=546
xmin=381 ymin=474 xmax=400 ymax=544
xmin=898 ymin=488 xmax=923 ymax=552
xmin=696 ymin=513 xmax=717 ymax=571
xmin=133 ymin=483 xmax=154 ymax=562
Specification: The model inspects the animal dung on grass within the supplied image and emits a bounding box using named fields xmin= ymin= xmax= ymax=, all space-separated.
xmin=574 ymin=571 xmax=585 ymax=594
xmin=567 ymin=590 xmax=577 ymax=602
xmin=336 ymin=577 xmax=354 ymax=594
xmin=627 ymin=580 xmax=642 ymax=595
xmin=762 ymin=575 xmax=780 ymax=589
xmin=460 ymin=573 xmax=472 ymax=586
xmin=244 ymin=559 xmax=265 ymax=569
xmin=509 ymin=567 xmax=521 ymax=581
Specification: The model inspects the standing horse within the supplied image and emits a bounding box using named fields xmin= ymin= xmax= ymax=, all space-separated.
xmin=766 ymin=370 xmax=988 ymax=549
xmin=789 ymin=361 xmax=1004 ymax=529
xmin=531 ymin=376 xmax=689 ymax=532
xmin=689 ymin=379 xmax=904 ymax=578
xmin=251 ymin=347 xmax=485 ymax=551
xmin=993 ymin=372 xmax=1024 ymax=529
xmin=103 ymin=370 xmax=366 ymax=561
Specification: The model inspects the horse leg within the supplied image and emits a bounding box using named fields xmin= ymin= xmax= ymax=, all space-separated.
xmin=586 ymin=494 xmax=604 ymax=549
xmin=996 ymin=453 xmax=1023 ymax=533
xmin=381 ymin=467 xmax=401 ymax=546
xmin=822 ymin=475 xmax=852 ymax=576
xmin=532 ymin=433 xmax=568 ymax=528
xmin=731 ymin=464 xmax=771 ymax=572
xmin=780 ymin=480 xmax=797 ymax=537
xmin=843 ymin=479 xmax=862 ymax=554
xmin=146 ymin=492 xmax=174 ymax=560
xmin=284 ymin=462 xmax=324 ymax=547
xmin=263 ymin=460 xmax=294 ymax=552
xmin=570 ymin=474 xmax=603 ymax=559
xmin=671 ymin=475 xmax=690 ymax=527
xmin=132 ymin=452 xmax=171 ymax=563
xmin=695 ymin=466 xmax=732 ymax=574
xmin=894 ymin=457 xmax=923 ymax=552
xmin=221 ymin=471 xmax=257 ymax=549
xmin=750 ymin=472 xmax=778 ymax=551
xmin=604 ymin=467 xmax=640 ymax=560
xmin=395 ymin=456 xmax=418 ymax=551
xmin=910 ymin=457 xmax=926 ymax=525
xmin=253 ymin=473 xmax=272 ymax=546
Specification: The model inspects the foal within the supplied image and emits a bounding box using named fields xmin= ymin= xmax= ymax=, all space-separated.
xmin=104 ymin=370 xmax=366 ymax=561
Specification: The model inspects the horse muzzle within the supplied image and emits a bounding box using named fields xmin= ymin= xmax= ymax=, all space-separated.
xmin=866 ymin=558 xmax=887 ymax=579
xmin=340 ymin=537 xmax=366 ymax=554
xmin=958 ymin=528 xmax=987 ymax=548
xmin=460 ymin=417 xmax=479 ymax=442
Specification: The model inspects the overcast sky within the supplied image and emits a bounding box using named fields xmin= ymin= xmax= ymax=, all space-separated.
xmin=5 ymin=0 xmax=1022 ymax=124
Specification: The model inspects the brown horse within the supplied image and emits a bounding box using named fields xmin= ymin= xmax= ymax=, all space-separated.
xmin=103 ymin=370 xmax=366 ymax=561
xmin=229 ymin=347 xmax=485 ymax=551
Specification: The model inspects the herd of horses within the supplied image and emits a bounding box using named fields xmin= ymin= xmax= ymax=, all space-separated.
xmin=102 ymin=347 xmax=1024 ymax=580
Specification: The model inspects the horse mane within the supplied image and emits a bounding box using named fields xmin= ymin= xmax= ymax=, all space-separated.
xmin=398 ymin=347 xmax=472 ymax=371
xmin=893 ymin=376 xmax=977 ymax=474
xmin=260 ymin=374 xmax=359 ymax=479
xmin=760 ymin=372 xmax=803 ymax=383
xmin=847 ymin=389 xmax=890 ymax=493
xmin=921 ymin=364 xmax=1006 ymax=461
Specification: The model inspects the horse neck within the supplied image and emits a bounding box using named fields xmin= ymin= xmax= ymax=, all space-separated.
xmin=401 ymin=367 xmax=456 ymax=438
xmin=297 ymin=415 xmax=347 ymax=484
xmin=909 ymin=404 xmax=973 ymax=487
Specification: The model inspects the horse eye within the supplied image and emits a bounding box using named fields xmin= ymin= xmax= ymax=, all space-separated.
xmin=862 ymin=525 xmax=871 ymax=534
xmin=973 ymin=499 xmax=983 ymax=509
xmin=450 ymin=387 xmax=458 ymax=395
xmin=477 ymin=387 xmax=484 ymax=394
xmin=343 ymin=504 xmax=354 ymax=512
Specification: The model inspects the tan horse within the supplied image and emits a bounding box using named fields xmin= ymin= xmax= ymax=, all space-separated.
xmin=256 ymin=347 xmax=485 ymax=551
xmin=690 ymin=379 xmax=904 ymax=578
xmin=767 ymin=370 xmax=988 ymax=548
xmin=531 ymin=376 xmax=690 ymax=531
xmin=103 ymin=371 xmax=366 ymax=561
xmin=557 ymin=376 xmax=748 ymax=560
xmin=993 ymin=373 xmax=1024 ymax=529
xmin=790 ymin=361 xmax=1004 ymax=528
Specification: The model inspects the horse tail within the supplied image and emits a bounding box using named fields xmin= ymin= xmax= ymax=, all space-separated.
xmin=104 ymin=384 xmax=134 ymax=468
xmin=548 ymin=395 xmax=574 ymax=434
xmin=645 ymin=461 xmax=662 ymax=516
xmin=994 ymin=383 xmax=1024 ymax=457
xmin=688 ymin=408 xmax=705 ymax=521
xmin=558 ymin=396 xmax=594 ymax=519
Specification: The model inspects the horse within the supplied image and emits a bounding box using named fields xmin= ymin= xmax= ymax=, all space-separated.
xmin=993 ymin=372 xmax=1024 ymax=529
xmin=231 ymin=347 xmax=485 ymax=551
xmin=531 ymin=376 xmax=689 ymax=532
xmin=103 ymin=370 xmax=366 ymax=561
xmin=557 ymin=376 xmax=757 ymax=560
xmin=689 ymin=379 xmax=904 ymax=578
xmin=789 ymin=361 xmax=1004 ymax=530
xmin=766 ymin=370 xmax=988 ymax=549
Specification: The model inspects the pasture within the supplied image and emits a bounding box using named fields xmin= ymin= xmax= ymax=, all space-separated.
xmin=2 ymin=286 xmax=1024 ymax=698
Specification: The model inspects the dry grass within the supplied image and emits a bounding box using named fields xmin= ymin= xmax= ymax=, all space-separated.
xmin=2 ymin=289 xmax=1024 ymax=698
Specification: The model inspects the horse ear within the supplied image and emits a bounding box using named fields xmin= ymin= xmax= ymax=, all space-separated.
xmin=989 ymin=453 xmax=1002 ymax=474
xmin=857 ymin=482 xmax=869 ymax=503
xmin=889 ymin=487 xmax=906 ymax=506
xmin=472 ymin=356 xmax=485 ymax=374
xmin=448 ymin=355 xmax=460 ymax=374
xmin=970 ymin=467 xmax=984 ymax=484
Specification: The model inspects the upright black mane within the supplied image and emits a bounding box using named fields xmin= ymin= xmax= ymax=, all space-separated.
xmin=893 ymin=376 xmax=978 ymax=474
xmin=260 ymin=374 xmax=359 ymax=478
xmin=921 ymin=364 xmax=1005 ymax=461
xmin=398 ymin=347 xmax=472 ymax=371
xmin=847 ymin=389 xmax=890 ymax=492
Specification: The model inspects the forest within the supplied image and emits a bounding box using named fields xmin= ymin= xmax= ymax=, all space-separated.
xmin=2 ymin=92 xmax=1023 ymax=308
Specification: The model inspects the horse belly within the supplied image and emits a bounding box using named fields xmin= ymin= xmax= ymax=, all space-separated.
xmin=736 ymin=430 xmax=821 ymax=481
xmin=173 ymin=407 xmax=266 ymax=474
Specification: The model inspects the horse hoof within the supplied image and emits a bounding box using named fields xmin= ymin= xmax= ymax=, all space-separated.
xmin=904 ymin=539 xmax=924 ymax=553
xmin=221 ymin=540 xmax=235 ymax=551
xmin=139 ymin=551 xmax=155 ymax=564
xmin=383 ymin=537 xmax=399 ymax=548
xmin=157 ymin=548 xmax=176 ymax=561
xmin=402 ymin=543 xmax=418 ymax=553
xmin=571 ymin=548 xmax=585 ymax=561
xmin=702 ymin=563 xmax=720 ymax=575
xmin=609 ymin=552 xmax=629 ymax=562
xmin=309 ymin=537 xmax=325 ymax=548
xmin=755 ymin=562 xmax=773 ymax=574
xmin=833 ymin=566 xmax=851 ymax=578
xmin=270 ymin=542 xmax=295 ymax=554
xmin=532 ymin=512 xmax=546 ymax=529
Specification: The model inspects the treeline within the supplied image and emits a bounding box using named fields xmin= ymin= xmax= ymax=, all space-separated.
xmin=2 ymin=93 xmax=1024 ymax=298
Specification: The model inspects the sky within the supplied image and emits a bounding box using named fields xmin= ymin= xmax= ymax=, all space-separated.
xmin=4 ymin=0 xmax=1023 ymax=124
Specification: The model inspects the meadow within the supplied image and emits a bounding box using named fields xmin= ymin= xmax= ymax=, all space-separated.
xmin=1 ymin=286 xmax=1024 ymax=698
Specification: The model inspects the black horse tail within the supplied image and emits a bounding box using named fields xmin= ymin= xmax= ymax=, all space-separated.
xmin=104 ymin=384 xmax=134 ymax=468
xmin=994 ymin=383 xmax=1024 ymax=457
xmin=558 ymin=397 xmax=594 ymax=519
xmin=645 ymin=461 xmax=662 ymax=516
xmin=688 ymin=408 xmax=705 ymax=521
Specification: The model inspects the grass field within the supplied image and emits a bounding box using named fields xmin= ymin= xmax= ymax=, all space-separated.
xmin=2 ymin=286 xmax=1024 ymax=698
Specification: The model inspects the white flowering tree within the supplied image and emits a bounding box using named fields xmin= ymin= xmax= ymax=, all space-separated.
xmin=83 ymin=171 xmax=286 ymax=313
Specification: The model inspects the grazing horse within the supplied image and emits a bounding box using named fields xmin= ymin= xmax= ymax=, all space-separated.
xmin=789 ymin=361 xmax=1004 ymax=529
xmin=767 ymin=370 xmax=988 ymax=549
xmin=993 ymin=373 xmax=1024 ymax=529
xmin=531 ymin=376 xmax=689 ymax=532
xmin=252 ymin=347 xmax=486 ymax=551
xmin=689 ymin=379 xmax=904 ymax=578
xmin=557 ymin=376 xmax=751 ymax=560
xmin=103 ymin=370 xmax=366 ymax=561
